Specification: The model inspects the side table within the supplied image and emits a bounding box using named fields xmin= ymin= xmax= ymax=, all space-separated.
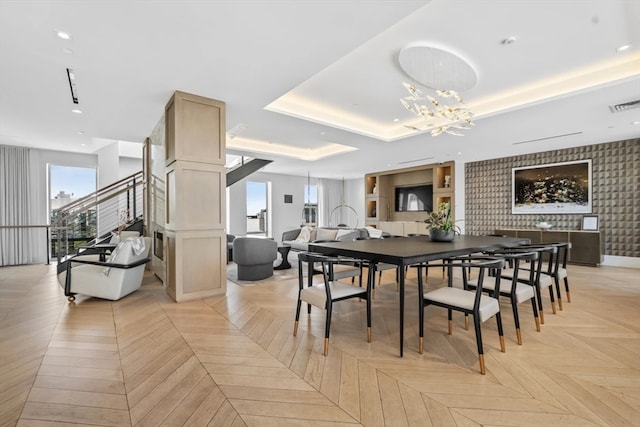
xmin=274 ymin=245 xmax=292 ymax=270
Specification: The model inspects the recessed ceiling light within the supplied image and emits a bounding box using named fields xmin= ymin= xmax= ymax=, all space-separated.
xmin=617 ymin=44 xmax=631 ymax=52
xmin=56 ymin=31 xmax=71 ymax=40
xmin=457 ymin=152 xmax=462 ymax=155
xmin=71 ymin=109 xmax=82 ymax=114
xmin=393 ymin=118 xmax=400 ymax=122
xmin=633 ymin=121 xmax=640 ymax=125
xmin=320 ymin=131 xmax=326 ymax=135
xmin=61 ymin=48 xmax=73 ymax=55
xmin=76 ymin=131 xmax=84 ymax=135
xmin=80 ymin=143 xmax=87 ymax=147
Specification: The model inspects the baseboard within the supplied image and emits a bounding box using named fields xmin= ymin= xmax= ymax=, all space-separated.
xmin=602 ymin=255 xmax=640 ymax=268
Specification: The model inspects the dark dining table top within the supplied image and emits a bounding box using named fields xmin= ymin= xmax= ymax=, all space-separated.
xmin=309 ymin=234 xmax=529 ymax=266
xmin=309 ymin=234 xmax=530 ymax=357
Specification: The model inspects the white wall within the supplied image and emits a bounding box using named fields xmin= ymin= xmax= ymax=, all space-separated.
xmin=119 ymin=157 xmax=143 ymax=179
xmin=97 ymin=143 xmax=120 ymax=188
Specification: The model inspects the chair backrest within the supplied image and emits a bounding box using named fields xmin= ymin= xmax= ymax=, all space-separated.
xmin=103 ymin=236 xmax=151 ymax=282
xmin=109 ymin=230 xmax=140 ymax=244
xmin=495 ymin=250 xmax=539 ymax=289
xmin=298 ymin=252 xmax=338 ymax=300
xmin=233 ymin=237 xmax=277 ymax=264
xmin=545 ymin=242 xmax=570 ymax=272
xmin=445 ymin=256 xmax=505 ymax=305
xmin=297 ymin=252 xmax=366 ymax=300
xmin=108 ymin=236 xmax=150 ymax=264
xmin=518 ymin=244 xmax=557 ymax=277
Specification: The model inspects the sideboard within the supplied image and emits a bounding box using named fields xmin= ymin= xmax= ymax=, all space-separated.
xmin=494 ymin=229 xmax=604 ymax=266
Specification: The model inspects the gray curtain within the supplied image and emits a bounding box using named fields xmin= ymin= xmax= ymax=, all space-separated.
xmin=0 ymin=145 xmax=36 ymax=265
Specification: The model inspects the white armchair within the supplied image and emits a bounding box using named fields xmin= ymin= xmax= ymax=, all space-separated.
xmin=59 ymin=237 xmax=151 ymax=302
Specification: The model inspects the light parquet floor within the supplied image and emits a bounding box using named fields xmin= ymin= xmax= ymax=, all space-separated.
xmin=1 ymin=259 xmax=639 ymax=426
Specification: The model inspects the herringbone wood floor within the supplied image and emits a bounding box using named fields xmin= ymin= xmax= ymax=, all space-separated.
xmin=1 ymin=260 xmax=639 ymax=426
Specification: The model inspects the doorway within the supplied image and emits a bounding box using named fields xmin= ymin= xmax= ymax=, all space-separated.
xmin=246 ymin=181 xmax=269 ymax=237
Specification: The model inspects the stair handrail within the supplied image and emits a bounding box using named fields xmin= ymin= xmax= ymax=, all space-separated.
xmin=53 ymin=171 xmax=144 ymax=219
xmin=52 ymin=170 xmax=144 ymax=263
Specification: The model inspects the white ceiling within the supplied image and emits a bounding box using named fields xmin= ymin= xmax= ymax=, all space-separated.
xmin=1 ymin=1 xmax=639 ymax=179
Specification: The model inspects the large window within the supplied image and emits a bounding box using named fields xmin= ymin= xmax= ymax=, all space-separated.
xmin=303 ymin=184 xmax=317 ymax=226
xmin=48 ymin=164 xmax=97 ymax=256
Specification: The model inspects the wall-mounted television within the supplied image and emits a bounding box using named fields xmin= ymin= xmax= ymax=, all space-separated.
xmin=395 ymin=184 xmax=433 ymax=212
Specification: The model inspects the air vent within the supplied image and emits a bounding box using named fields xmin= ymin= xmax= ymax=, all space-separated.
xmin=512 ymin=132 xmax=582 ymax=145
xmin=609 ymin=100 xmax=640 ymax=113
xmin=398 ymin=156 xmax=434 ymax=165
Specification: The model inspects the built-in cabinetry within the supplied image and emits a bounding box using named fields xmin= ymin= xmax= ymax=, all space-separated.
xmin=378 ymin=221 xmax=429 ymax=236
xmin=365 ymin=161 xmax=455 ymax=228
xmin=495 ymin=229 xmax=604 ymax=266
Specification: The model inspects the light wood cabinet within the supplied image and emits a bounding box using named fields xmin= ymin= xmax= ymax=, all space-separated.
xmin=365 ymin=161 xmax=455 ymax=229
xmin=378 ymin=221 xmax=429 ymax=236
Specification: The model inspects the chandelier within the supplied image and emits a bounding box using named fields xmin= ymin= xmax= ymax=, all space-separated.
xmin=400 ymin=81 xmax=474 ymax=136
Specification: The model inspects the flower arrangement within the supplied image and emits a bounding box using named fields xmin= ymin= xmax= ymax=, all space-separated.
xmin=424 ymin=202 xmax=460 ymax=233
xmin=117 ymin=209 xmax=130 ymax=234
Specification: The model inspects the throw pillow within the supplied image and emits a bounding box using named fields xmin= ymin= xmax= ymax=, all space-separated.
xmin=336 ymin=228 xmax=355 ymax=240
xmin=295 ymin=226 xmax=311 ymax=243
xmin=365 ymin=226 xmax=383 ymax=238
xmin=316 ymin=228 xmax=338 ymax=241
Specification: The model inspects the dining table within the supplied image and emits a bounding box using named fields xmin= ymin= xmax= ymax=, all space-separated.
xmin=309 ymin=234 xmax=530 ymax=356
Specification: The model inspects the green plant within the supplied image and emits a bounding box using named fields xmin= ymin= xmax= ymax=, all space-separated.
xmin=424 ymin=202 xmax=460 ymax=233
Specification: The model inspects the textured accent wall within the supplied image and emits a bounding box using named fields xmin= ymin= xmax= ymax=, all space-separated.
xmin=465 ymin=139 xmax=639 ymax=257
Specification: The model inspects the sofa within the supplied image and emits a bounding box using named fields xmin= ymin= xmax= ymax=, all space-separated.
xmin=282 ymin=227 xmax=368 ymax=252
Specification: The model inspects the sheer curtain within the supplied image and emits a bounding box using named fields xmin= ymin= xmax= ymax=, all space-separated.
xmin=0 ymin=145 xmax=38 ymax=265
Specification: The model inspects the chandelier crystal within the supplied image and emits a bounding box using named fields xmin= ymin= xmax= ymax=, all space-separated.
xmin=400 ymin=81 xmax=474 ymax=136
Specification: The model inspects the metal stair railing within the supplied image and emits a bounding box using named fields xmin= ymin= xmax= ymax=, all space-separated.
xmin=52 ymin=171 xmax=144 ymax=263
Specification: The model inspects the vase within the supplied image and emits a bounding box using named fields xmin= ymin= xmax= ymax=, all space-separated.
xmin=429 ymin=229 xmax=455 ymax=242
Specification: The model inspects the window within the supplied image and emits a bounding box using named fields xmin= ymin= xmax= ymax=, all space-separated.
xmin=303 ymin=184 xmax=317 ymax=225
xmin=48 ymin=164 xmax=97 ymax=257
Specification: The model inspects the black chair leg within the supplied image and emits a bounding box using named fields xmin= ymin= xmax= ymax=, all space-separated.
xmin=417 ymin=267 xmax=425 ymax=354
xmin=294 ymin=299 xmax=302 ymax=336
xmin=548 ymin=286 xmax=557 ymax=314
xmin=495 ymin=312 xmax=506 ymax=352
xmin=554 ymin=277 xmax=563 ymax=311
xmin=511 ymin=295 xmax=523 ymax=345
xmin=534 ymin=284 xmax=545 ymax=324
xmin=530 ymin=296 xmax=541 ymax=332
xmin=324 ymin=301 xmax=332 ymax=356
xmin=366 ymin=278 xmax=372 ymax=343
xmin=472 ymin=315 xmax=486 ymax=374
xmin=564 ymin=277 xmax=571 ymax=303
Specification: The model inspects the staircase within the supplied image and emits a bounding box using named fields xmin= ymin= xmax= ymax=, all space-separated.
xmin=51 ymin=171 xmax=144 ymax=264
xmin=51 ymin=156 xmax=271 ymax=265
xmin=226 ymin=157 xmax=272 ymax=186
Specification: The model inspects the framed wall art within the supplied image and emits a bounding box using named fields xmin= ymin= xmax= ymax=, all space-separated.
xmin=582 ymin=214 xmax=599 ymax=231
xmin=512 ymin=159 xmax=592 ymax=214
